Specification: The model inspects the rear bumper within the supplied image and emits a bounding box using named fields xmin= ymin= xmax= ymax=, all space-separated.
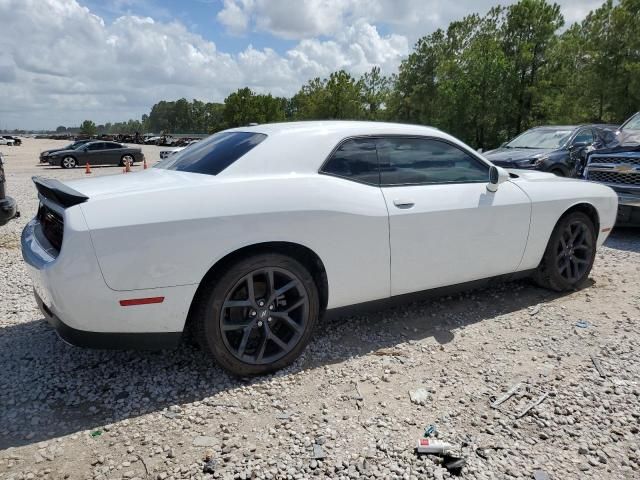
xmin=35 ymin=290 xmax=182 ymax=350
xmin=22 ymin=216 xmax=195 ymax=346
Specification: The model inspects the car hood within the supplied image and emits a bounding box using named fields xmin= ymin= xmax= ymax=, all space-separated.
xmin=594 ymin=130 xmax=640 ymax=154
xmin=41 ymin=148 xmax=68 ymax=155
xmin=47 ymin=148 xmax=78 ymax=156
xmin=484 ymin=147 xmax=551 ymax=162
xmin=506 ymin=169 xmax=562 ymax=181
xmin=64 ymin=168 xmax=219 ymax=199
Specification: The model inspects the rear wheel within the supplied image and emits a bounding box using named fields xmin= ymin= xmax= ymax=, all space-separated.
xmin=120 ymin=154 xmax=134 ymax=166
xmin=194 ymin=253 xmax=319 ymax=376
xmin=61 ymin=156 xmax=77 ymax=169
xmin=550 ymin=168 xmax=565 ymax=177
xmin=533 ymin=211 xmax=596 ymax=291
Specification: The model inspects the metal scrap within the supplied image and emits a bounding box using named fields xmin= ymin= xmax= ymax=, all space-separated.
xmin=590 ymin=354 xmax=606 ymax=378
xmin=490 ymin=383 xmax=523 ymax=409
xmin=516 ymin=392 xmax=549 ymax=419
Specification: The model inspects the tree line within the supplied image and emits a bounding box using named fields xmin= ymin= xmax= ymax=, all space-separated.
xmin=63 ymin=0 xmax=638 ymax=150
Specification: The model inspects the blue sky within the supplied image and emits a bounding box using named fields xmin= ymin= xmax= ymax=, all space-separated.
xmin=0 ymin=0 xmax=605 ymax=129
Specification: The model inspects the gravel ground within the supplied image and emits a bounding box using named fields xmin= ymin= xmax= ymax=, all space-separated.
xmin=1 ymin=139 xmax=639 ymax=480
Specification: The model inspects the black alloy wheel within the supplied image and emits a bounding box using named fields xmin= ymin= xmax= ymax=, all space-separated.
xmin=220 ymin=268 xmax=309 ymax=365
xmin=533 ymin=211 xmax=596 ymax=291
xmin=194 ymin=253 xmax=319 ymax=376
xmin=555 ymin=220 xmax=594 ymax=283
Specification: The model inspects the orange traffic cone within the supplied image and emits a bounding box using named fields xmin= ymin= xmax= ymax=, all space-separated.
xmin=125 ymin=160 xmax=131 ymax=173
xmin=85 ymin=162 xmax=91 ymax=174
xmin=143 ymin=157 xmax=148 ymax=169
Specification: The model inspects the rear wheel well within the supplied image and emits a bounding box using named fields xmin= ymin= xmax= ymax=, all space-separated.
xmin=561 ymin=203 xmax=600 ymax=233
xmin=185 ymin=242 xmax=328 ymax=333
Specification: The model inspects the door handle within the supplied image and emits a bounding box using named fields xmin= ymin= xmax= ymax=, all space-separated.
xmin=393 ymin=199 xmax=415 ymax=209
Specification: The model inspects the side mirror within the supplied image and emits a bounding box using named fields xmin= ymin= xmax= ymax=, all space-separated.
xmin=487 ymin=165 xmax=510 ymax=192
xmin=569 ymin=141 xmax=589 ymax=150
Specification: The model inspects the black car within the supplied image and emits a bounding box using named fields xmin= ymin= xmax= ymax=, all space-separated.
xmin=484 ymin=125 xmax=618 ymax=177
xmin=0 ymin=153 xmax=18 ymax=226
xmin=40 ymin=139 xmax=94 ymax=163
xmin=47 ymin=141 xmax=144 ymax=168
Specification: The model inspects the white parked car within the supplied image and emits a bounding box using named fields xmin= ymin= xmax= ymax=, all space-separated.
xmin=160 ymin=140 xmax=200 ymax=159
xmin=22 ymin=122 xmax=617 ymax=375
xmin=0 ymin=137 xmax=15 ymax=146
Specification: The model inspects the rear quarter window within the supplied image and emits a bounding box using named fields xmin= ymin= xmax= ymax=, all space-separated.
xmin=155 ymin=131 xmax=267 ymax=175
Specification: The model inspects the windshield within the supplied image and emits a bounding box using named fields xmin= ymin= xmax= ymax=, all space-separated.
xmin=154 ymin=131 xmax=267 ymax=175
xmin=506 ymin=129 xmax=573 ymax=149
xmin=621 ymin=113 xmax=640 ymax=132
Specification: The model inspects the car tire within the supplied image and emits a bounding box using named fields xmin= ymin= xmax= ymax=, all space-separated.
xmin=549 ymin=168 xmax=565 ymax=177
xmin=532 ymin=211 xmax=596 ymax=292
xmin=193 ymin=253 xmax=320 ymax=376
xmin=61 ymin=156 xmax=77 ymax=169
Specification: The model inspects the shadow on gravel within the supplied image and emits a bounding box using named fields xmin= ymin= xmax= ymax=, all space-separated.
xmin=605 ymin=227 xmax=640 ymax=253
xmin=0 ymin=278 xmax=580 ymax=450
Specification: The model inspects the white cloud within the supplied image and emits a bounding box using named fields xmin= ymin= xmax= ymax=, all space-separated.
xmin=0 ymin=0 xmax=406 ymax=129
xmin=218 ymin=0 xmax=604 ymax=41
xmin=0 ymin=0 xmax=602 ymax=129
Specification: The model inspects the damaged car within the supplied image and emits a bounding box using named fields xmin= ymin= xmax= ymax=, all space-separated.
xmin=584 ymin=112 xmax=640 ymax=226
xmin=485 ymin=125 xmax=617 ymax=177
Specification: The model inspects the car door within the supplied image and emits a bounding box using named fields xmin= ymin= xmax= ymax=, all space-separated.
xmin=84 ymin=142 xmax=105 ymax=164
xmin=569 ymin=128 xmax=595 ymax=174
xmin=103 ymin=142 xmax=123 ymax=165
xmin=377 ymin=136 xmax=532 ymax=296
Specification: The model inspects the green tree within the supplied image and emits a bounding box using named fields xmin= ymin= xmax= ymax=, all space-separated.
xmin=79 ymin=120 xmax=97 ymax=136
xmin=361 ymin=66 xmax=390 ymax=120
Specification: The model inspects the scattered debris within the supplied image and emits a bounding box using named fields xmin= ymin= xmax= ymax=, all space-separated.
xmin=490 ymin=382 xmax=523 ymax=409
xmin=202 ymin=458 xmax=216 ymax=474
xmin=517 ymin=392 xmax=549 ymax=419
xmin=90 ymin=430 xmax=102 ymax=438
xmin=275 ymin=411 xmax=291 ymax=420
xmin=575 ymin=320 xmax=591 ymax=328
xmin=590 ymin=354 xmax=607 ymax=378
xmin=409 ymin=388 xmax=432 ymax=406
xmin=443 ymin=455 xmax=467 ymax=475
xmin=423 ymin=424 xmax=438 ymax=438
xmin=416 ymin=438 xmax=455 ymax=454
xmin=352 ymin=382 xmax=364 ymax=402
xmin=529 ymin=305 xmax=541 ymax=316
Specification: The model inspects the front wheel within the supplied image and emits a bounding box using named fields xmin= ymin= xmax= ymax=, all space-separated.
xmin=194 ymin=253 xmax=319 ymax=376
xmin=61 ymin=156 xmax=77 ymax=169
xmin=532 ymin=211 xmax=596 ymax=291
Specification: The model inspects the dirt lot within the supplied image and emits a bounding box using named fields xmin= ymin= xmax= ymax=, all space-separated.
xmin=1 ymin=138 xmax=639 ymax=480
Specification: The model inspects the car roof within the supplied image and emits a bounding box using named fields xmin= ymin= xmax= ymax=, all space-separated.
xmin=225 ymin=120 xmax=442 ymax=137
xmin=219 ymin=121 xmax=485 ymax=177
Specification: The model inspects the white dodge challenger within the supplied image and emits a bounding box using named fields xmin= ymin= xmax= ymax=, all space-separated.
xmin=22 ymin=121 xmax=617 ymax=375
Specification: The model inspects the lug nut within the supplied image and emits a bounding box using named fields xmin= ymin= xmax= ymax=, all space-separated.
xmin=268 ymin=317 xmax=272 ymax=322
xmin=257 ymin=321 xmax=263 ymax=327
xmin=250 ymin=311 xmax=256 ymax=316
xmin=269 ymin=305 xmax=274 ymax=310
xmin=258 ymin=300 xmax=265 ymax=307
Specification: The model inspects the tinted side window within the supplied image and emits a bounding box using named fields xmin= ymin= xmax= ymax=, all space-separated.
xmin=106 ymin=142 xmax=122 ymax=149
xmin=155 ymin=131 xmax=267 ymax=176
xmin=377 ymin=138 xmax=488 ymax=186
xmin=321 ymin=138 xmax=379 ymax=185
xmin=87 ymin=143 xmax=103 ymax=151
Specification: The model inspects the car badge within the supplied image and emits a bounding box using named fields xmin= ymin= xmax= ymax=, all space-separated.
xmin=614 ymin=164 xmax=636 ymax=173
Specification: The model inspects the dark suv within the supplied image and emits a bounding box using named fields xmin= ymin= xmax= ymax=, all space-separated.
xmin=484 ymin=125 xmax=617 ymax=177
xmin=584 ymin=112 xmax=640 ymax=226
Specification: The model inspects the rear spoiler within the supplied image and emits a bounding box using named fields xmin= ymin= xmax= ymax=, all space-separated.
xmin=32 ymin=176 xmax=88 ymax=208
